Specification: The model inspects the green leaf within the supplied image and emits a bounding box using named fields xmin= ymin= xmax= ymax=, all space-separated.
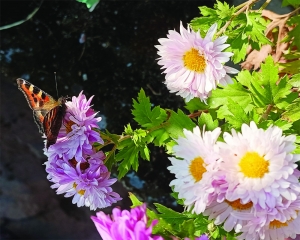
xmin=208 ymin=82 xmax=252 ymax=109
xmin=273 ymin=75 xmax=293 ymax=104
xmin=115 ymin=138 xmax=139 ymax=178
xmin=198 ymin=113 xmax=219 ymax=131
xmin=132 ymin=89 xmax=167 ymax=129
xmin=179 ymin=220 xmax=195 ymax=239
xmin=218 ymin=98 xmax=251 ymax=129
xmin=246 ymin=12 xmax=271 ymax=46
xmin=215 ymin=1 xmax=235 ymax=20
xmin=282 ymin=98 xmax=300 ymax=122
xmin=129 ymin=193 xmax=143 ymax=207
xmin=290 ymin=73 xmax=300 ymax=87
xmin=77 ymin=0 xmax=99 ymax=9
xmin=227 ymin=32 xmax=248 ymax=63
xmin=150 ymin=128 xmax=170 ymax=147
xmin=165 ymin=110 xmax=196 ymax=139
xmin=286 ymin=15 xmax=300 ymax=49
xmin=184 ymin=98 xmax=209 ymax=113
xmin=282 ymin=0 xmax=300 ymax=9
xmin=104 ymin=150 xmax=115 ymax=171
xmin=155 ymin=203 xmax=189 ymax=224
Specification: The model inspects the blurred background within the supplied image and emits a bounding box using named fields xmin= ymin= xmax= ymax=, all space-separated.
xmin=0 ymin=0 xmax=291 ymax=239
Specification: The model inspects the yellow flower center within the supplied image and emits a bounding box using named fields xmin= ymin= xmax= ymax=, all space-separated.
xmin=183 ymin=48 xmax=206 ymax=73
xmin=78 ymin=189 xmax=85 ymax=196
xmin=269 ymin=219 xmax=288 ymax=229
xmin=225 ymin=199 xmax=253 ymax=211
xmin=65 ymin=120 xmax=76 ymax=133
xmin=239 ymin=152 xmax=269 ymax=178
xmin=189 ymin=157 xmax=206 ymax=182
xmin=73 ymin=182 xmax=85 ymax=196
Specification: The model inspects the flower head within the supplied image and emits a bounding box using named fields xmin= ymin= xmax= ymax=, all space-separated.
xmin=45 ymin=91 xmax=103 ymax=161
xmin=47 ymin=151 xmax=121 ymax=210
xmin=168 ymin=126 xmax=222 ymax=214
xmin=91 ymin=204 xmax=163 ymax=240
xmin=156 ymin=22 xmax=238 ymax=102
xmin=44 ymin=92 xmax=121 ymax=210
xmin=219 ymin=121 xmax=300 ymax=209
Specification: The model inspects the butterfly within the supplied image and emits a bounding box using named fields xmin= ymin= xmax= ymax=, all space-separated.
xmin=16 ymin=78 xmax=67 ymax=148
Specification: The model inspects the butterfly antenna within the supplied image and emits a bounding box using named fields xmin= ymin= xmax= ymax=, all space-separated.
xmin=54 ymin=72 xmax=59 ymax=98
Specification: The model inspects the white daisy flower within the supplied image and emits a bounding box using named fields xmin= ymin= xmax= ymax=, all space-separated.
xmin=167 ymin=126 xmax=222 ymax=214
xmin=219 ymin=121 xmax=300 ymax=209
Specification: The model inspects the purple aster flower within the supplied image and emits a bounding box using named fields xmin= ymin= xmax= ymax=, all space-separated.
xmin=44 ymin=91 xmax=103 ymax=162
xmin=91 ymin=204 xmax=163 ymax=240
xmin=46 ymin=150 xmax=121 ymax=210
xmin=184 ymin=234 xmax=209 ymax=240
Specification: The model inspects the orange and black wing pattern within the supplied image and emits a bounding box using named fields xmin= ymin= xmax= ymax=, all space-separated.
xmin=43 ymin=98 xmax=67 ymax=148
xmin=16 ymin=78 xmax=67 ymax=148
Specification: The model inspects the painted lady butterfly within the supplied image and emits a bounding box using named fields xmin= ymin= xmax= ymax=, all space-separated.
xmin=16 ymin=78 xmax=67 ymax=148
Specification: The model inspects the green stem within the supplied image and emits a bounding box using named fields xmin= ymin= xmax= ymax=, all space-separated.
xmin=0 ymin=1 xmax=43 ymax=30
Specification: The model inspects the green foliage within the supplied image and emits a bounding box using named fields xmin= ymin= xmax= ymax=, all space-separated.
xmin=132 ymin=89 xmax=167 ymax=129
xmin=90 ymin=2 xmax=300 ymax=239
xmin=77 ymin=0 xmax=99 ymax=9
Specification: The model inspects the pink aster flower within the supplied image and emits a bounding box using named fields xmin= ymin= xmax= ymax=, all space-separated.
xmin=156 ymin=22 xmax=238 ymax=102
xmin=218 ymin=121 xmax=300 ymax=210
xmin=46 ymin=151 xmax=121 ymax=210
xmin=91 ymin=204 xmax=163 ymax=240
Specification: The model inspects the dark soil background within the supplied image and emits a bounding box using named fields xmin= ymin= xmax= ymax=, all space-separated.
xmin=0 ymin=0 xmax=215 ymax=239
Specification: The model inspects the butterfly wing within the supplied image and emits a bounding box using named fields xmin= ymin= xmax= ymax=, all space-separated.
xmin=16 ymin=78 xmax=60 ymax=133
xmin=43 ymin=98 xmax=67 ymax=148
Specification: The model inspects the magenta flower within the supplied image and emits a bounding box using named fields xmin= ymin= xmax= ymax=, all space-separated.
xmin=91 ymin=204 xmax=163 ymax=240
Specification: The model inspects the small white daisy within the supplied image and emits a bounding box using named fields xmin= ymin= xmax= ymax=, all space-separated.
xmin=167 ymin=126 xmax=221 ymax=214
xmin=156 ymin=22 xmax=238 ymax=102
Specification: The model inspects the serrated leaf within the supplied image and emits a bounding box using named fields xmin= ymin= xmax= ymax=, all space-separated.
xmin=184 ymin=98 xmax=209 ymax=113
xmin=180 ymin=220 xmax=195 ymax=238
xmin=208 ymin=82 xmax=252 ymax=109
xmin=290 ymin=73 xmax=300 ymax=87
xmin=104 ymin=150 xmax=115 ymax=171
xmin=198 ymin=113 xmax=219 ymax=131
xmin=132 ymin=89 xmax=167 ymax=128
xmin=155 ymin=203 xmax=188 ymax=223
xmin=215 ymin=1 xmax=235 ymax=20
xmin=246 ymin=12 xmax=271 ymax=45
xmin=165 ymin=110 xmax=196 ymax=139
xmin=282 ymin=98 xmax=300 ymax=122
xmin=286 ymin=15 xmax=300 ymax=49
xmin=129 ymin=192 xmax=143 ymax=207
xmin=274 ymin=119 xmax=293 ymax=131
xmin=227 ymin=33 xmax=248 ymax=63
xmin=150 ymin=128 xmax=170 ymax=146
xmin=115 ymin=139 xmax=139 ymax=178
xmin=273 ymin=75 xmax=292 ymax=104
xmin=140 ymin=145 xmax=150 ymax=161
xmin=219 ymin=98 xmax=251 ymax=129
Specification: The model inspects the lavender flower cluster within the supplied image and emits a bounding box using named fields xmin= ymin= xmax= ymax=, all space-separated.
xmin=44 ymin=92 xmax=122 ymax=210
